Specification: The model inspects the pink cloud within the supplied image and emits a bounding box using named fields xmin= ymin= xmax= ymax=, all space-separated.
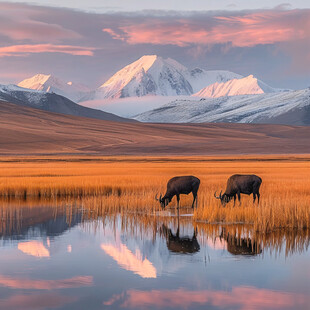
xmin=103 ymin=9 xmax=310 ymax=48
xmin=0 ymin=44 xmax=95 ymax=57
xmin=0 ymin=3 xmax=81 ymax=43
xmin=104 ymin=286 xmax=309 ymax=310
xmin=1 ymin=21 xmax=81 ymax=43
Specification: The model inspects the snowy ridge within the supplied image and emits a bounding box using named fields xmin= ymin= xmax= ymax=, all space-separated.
xmin=134 ymin=88 xmax=310 ymax=124
xmin=0 ymin=84 xmax=42 ymax=94
xmin=193 ymin=75 xmax=278 ymax=98
xmin=186 ymin=68 xmax=243 ymax=93
xmin=18 ymin=74 xmax=90 ymax=102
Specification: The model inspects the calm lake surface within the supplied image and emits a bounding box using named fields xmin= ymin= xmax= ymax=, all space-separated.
xmin=0 ymin=202 xmax=309 ymax=310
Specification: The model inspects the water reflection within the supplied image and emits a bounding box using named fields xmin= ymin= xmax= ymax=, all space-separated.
xmin=0 ymin=275 xmax=93 ymax=290
xmin=0 ymin=200 xmax=309 ymax=310
xmin=160 ymin=224 xmax=200 ymax=254
xmin=220 ymin=229 xmax=262 ymax=256
xmin=18 ymin=240 xmax=50 ymax=258
xmin=0 ymin=293 xmax=77 ymax=310
xmin=104 ymin=286 xmax=308 ymax=310
xmin=101 ymin=242 xmax=157 ymax=278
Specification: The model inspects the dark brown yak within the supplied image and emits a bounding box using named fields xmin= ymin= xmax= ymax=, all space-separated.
xmin=156 ymin=176 xmax=200 ymax=209
xmin=214 ymin=174 xmax=262 ymax=206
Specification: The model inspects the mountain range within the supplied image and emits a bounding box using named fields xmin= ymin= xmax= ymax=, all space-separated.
xmin=19 ymin=55 xmax=274 ymax=102
xmin=2 ymin=55 xmax=309 ymax=126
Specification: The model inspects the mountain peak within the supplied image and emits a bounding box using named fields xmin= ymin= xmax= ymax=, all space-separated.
xmin=18 ymin=74 xmax=53 ymax=87
xmin=18 ymin=74 xmax=89 ymax=102
xmin=96 ymin=55 xmax=192 ymax=98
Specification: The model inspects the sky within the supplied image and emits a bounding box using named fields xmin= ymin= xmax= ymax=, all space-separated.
xmin=0 ymin=1 xmax=309 ymax=89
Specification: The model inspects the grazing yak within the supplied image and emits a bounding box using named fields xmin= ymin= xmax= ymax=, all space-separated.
xmin=214 ymin=174 xmax=262 ymax=206
xmin=156 ymin=176 xmax=200 ymax=209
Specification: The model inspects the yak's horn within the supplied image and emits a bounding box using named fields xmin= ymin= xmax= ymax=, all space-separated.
xmin=155 ymin=193 xmax=159 ymax=201
xmin=214 ymin=191 xmax=220 ymax=199
xmin=219 ymin=190 xmax=223 ymax=199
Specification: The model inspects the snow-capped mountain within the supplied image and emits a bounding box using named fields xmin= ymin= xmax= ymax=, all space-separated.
xmin=193 ymin=75 xmax=278 ymax=98
xmin=86 ymin=55 xmax=193 ymax=100
xmin=18 ymin=74 xmax=90 ymax=102
xmin=81 ymin=55 xmax=244 ymax=101
xmin=134 ymin=88 xmax=310 ymax=125
xmin=0 ymin=84 xmax=133 ymax=122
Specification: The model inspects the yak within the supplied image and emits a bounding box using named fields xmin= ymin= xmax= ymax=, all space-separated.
xmin=156 ymin=175 xmax=200 ymax=209
xmin=214 ymin=174 xmax=262 ymax=206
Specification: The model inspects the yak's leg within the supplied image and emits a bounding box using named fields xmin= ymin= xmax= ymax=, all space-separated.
xmin=192 ymin=191 xmax=197 ymax=209
xmin=237 ymin=192 xmax=241 ymax=206
xmin=176 ymin=194 xmax=180 ymax=209
xmin=253 ymin=193 xmax=256 ymax=203
xmin=257 ymin=192 xmax=260 ymax=205
xmin=233 ymin=194 xmax=236 ymax=207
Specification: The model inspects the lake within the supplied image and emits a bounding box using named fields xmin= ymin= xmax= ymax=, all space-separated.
xmin=0 ymin=201 xmax=309 ymax=310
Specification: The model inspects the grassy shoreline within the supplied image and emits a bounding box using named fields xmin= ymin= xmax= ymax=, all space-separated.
xmin=0 ymin=155 xmax=309 ymax=232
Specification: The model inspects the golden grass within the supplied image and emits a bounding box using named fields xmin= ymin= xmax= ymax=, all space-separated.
xmin=0 ymin=155 xmax=309 ymax=232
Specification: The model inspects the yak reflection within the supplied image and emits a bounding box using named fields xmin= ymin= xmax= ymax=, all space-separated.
xmin=220 ymin=229 xmax=262 ymax=256
xmin=161 ymin=223 xmax=200 ymax=254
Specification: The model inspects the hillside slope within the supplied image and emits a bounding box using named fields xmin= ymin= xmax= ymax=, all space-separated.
xmin=1 ymin=100 xmax=310 ymax=156
xmin=0 ymin=85 xmax=134 ymax=123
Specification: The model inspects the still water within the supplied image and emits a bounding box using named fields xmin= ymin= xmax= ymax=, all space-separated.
xmin=0 ymin=202 xmax=309 ymax=310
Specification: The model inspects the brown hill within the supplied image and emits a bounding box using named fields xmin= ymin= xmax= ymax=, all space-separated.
xmin=1 ymin=100 xmax=310 ymax=156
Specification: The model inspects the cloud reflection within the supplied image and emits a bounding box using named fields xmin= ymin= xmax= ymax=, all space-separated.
xmin=0 ymin=275 xmax=93 ymax=290
xmin=101 ymin=243 xmax=156 ymax=278
xmin=0 ymin=293 xmax=76 ymax=310
xmin=104 ymin=286 xmax=308 ymax=309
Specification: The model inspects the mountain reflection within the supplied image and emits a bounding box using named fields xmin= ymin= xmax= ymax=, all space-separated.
xmin=101 ymin=242 xmax=157 ymax=278
xmin=0 ymin=203 xmax=82 ymax=240
xmin=18 ymin=240 xmax=50 ymax=258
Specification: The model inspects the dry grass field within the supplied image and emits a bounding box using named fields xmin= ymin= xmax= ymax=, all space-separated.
xmin=0 ymin=156 xmax=309 ymax=232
